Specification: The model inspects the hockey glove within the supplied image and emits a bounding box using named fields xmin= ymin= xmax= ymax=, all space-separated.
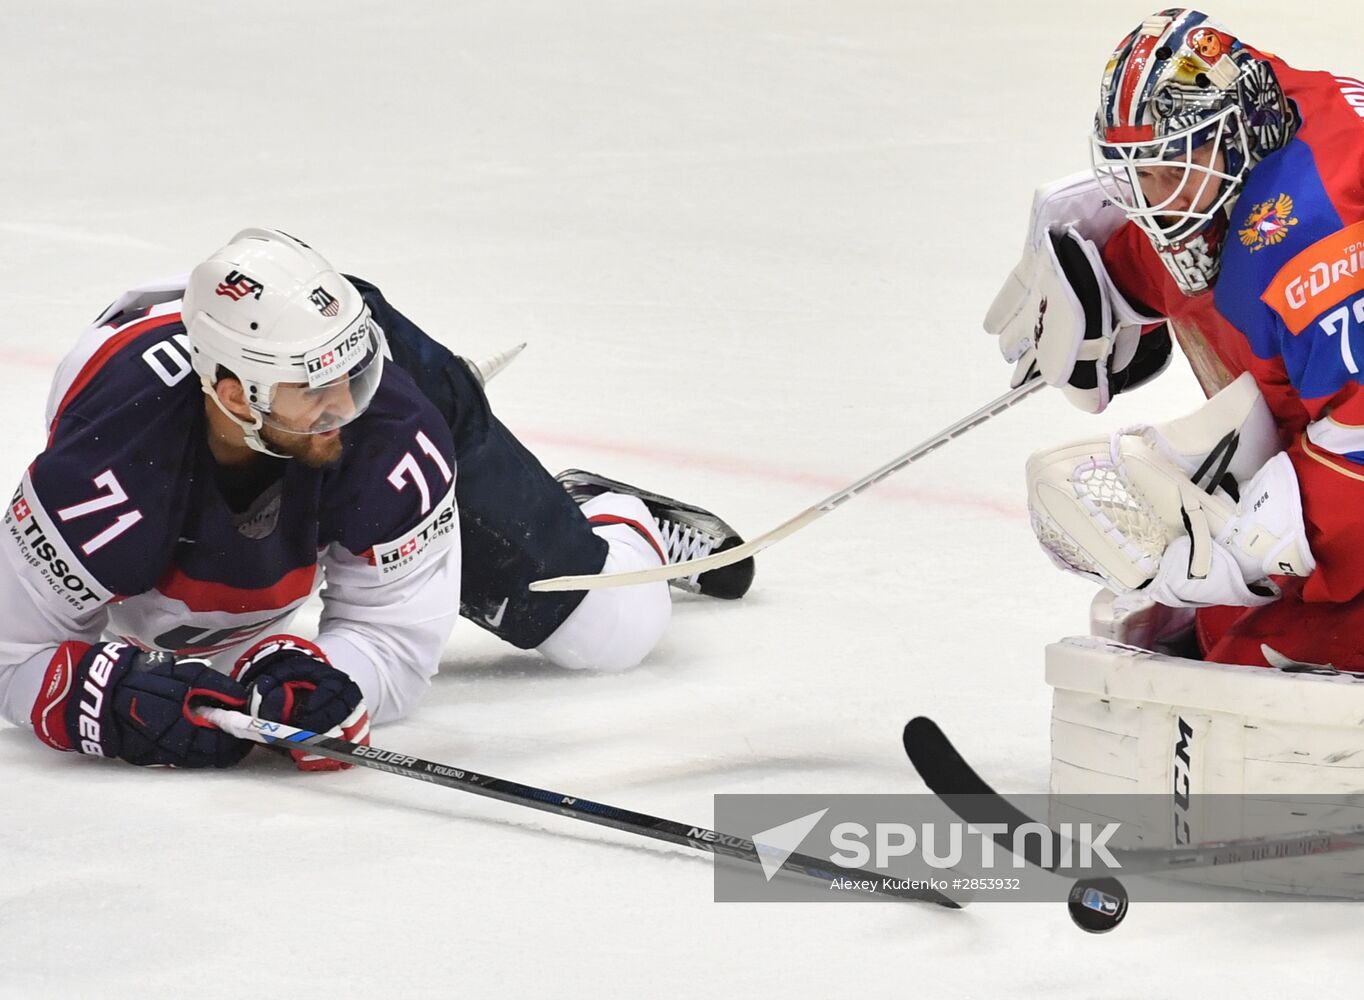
xmin=30 ymin=641 xmax=253 ymax=767
xmin=1145 ymin=452 xmax=1316 ymax=608
xmin=234 ymin=636 xmax=371 ymax=771
xmin=1027 ymin=375 xmax=1315 ymax=608
xmin=986 ymin=172 xmax=1171 ymax=413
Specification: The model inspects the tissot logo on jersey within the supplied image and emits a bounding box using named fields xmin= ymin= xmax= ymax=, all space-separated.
xmin=370 ymin=486 xmax=457 ymax=581
xmin=5 ymin=484 xmax=109 ymax=611
xmin=215 ymin=270 xmax=264 ymax=302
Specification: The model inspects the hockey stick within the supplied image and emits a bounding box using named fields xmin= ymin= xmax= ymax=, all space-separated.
xmin=201 ymin=707 xmax=964 ymax=908
xmin=529 ymin=377 xmax=1045 ymax=593
xmin=465 ymin=341 xmax=526 ymax=386
xmin=903 ymin=716 xmax=1364 ymax=878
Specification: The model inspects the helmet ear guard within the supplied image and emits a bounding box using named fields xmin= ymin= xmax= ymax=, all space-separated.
xmin=202 ymin=373 xmax=290 ymax=458
xmin=1234 ymin=55 xmax=1295 ymax=159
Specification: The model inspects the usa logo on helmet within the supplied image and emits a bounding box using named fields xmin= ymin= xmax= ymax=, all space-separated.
xmin=309 ymin=286 xmax=340 ymax=317
xmin=215 ymin=270 xmax=264 ymax=301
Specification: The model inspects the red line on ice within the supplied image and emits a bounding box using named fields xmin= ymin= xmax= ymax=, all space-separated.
xmin=519 ymin=426 xmax=1023 ymax=518
xmin=0 ymin=349 xmax=66 ymax=370
xmin=0 ymin=350 xmax=1022 ymax=518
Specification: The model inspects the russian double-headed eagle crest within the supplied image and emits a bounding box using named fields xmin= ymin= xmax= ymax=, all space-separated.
xmin=1239 ymin=194 xmax=1298 ymax=252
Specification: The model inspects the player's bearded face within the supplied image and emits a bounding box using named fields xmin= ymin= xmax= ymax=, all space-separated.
xmin=261 ymin=380 xmax=357 ymax=467
xmin=257 ymin=421 xmax=344 ymax=467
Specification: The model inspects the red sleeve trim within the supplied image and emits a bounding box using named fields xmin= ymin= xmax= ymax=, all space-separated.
xmin=49 ymin=312 xmax=183 ymax=441
xmin=30 ymin=642 xmax=91 ymax=752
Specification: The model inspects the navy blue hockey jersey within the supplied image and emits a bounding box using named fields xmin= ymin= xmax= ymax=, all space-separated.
xmin=1 ymin=281 xmax=462 ymax=723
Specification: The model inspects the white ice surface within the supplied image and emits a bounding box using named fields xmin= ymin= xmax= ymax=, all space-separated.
xmin=1 ymin=2 xmax=1359 ymax=997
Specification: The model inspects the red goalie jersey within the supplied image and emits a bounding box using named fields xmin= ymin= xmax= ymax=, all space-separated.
xmin=1102 ymin=65 xmax=1364 ymax=665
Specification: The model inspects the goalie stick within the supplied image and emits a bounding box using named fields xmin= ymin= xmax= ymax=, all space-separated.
xmin=529 ymin=377 xmax=1045 ymax=593
xmin=902 ymin=716 xmax=1364 ymax=879
xmin=201 ymin=707 xmax=963 ymax=908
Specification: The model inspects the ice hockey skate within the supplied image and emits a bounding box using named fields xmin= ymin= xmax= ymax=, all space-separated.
xmin=555 ymin=469 xmax=755 ymax=599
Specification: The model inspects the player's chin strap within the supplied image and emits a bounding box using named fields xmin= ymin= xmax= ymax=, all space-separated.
xmin=200 ymin=379 xmax=292 ymax=459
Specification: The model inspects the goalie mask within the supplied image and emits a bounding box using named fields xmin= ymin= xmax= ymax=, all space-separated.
xmin=1091 ymin=9 xmax=1296 ymax=295
xmin=182 ymin=228 xmax=386 ymax=457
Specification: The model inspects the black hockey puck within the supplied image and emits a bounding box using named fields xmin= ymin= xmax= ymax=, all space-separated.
xmin=1067 ymin=878 xmax=1128 ymax=933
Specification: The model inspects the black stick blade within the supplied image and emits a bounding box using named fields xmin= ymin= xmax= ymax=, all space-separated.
xmin=903 ymin=716 xmax=1060 ymax=872
xmin=903 ymin=717 xmax=998 ymax=796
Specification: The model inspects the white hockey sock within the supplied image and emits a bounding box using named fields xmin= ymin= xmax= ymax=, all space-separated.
xmin=536 ymin=493 xmax=672 ymax=672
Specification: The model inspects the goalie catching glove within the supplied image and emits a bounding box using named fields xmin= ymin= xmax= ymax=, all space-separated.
xmin=985 ymin=172 xmax=1172 ymax=413
xmin=233 ymin=635 xmax=371 ymax=771
xmin=1026 ymin=373 xmax=1315 ymax=608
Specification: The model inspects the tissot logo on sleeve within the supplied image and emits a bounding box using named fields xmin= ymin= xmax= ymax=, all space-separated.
xmin=371 ymin=485 xmax=458 ymax=581
xmin=6 ymin=482 xmax=112 ymax=611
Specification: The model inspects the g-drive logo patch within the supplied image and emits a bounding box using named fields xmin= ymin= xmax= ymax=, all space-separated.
xmin=371 ymin=485 xmax=457 ymax=581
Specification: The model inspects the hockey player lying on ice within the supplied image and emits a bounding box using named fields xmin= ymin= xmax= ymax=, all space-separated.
xmin=0 ymin=228 xmax=753 ymax=770
xmin=987 ymin=8 xmax=1364 ymax=671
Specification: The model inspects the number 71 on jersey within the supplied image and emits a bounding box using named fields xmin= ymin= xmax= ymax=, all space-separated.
xmin=1319 ymin=298 xmax=1364 ymax=374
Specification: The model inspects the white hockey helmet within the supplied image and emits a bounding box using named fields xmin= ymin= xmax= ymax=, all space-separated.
xmin=183 ymin=228 xmax=385 ymax=455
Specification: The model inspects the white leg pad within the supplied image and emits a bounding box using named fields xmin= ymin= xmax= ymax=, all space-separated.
xmin=1048 ymin=633 xmax=1364 ymax=896
xmin=536 ymin=493 xmax=671 ymax=672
